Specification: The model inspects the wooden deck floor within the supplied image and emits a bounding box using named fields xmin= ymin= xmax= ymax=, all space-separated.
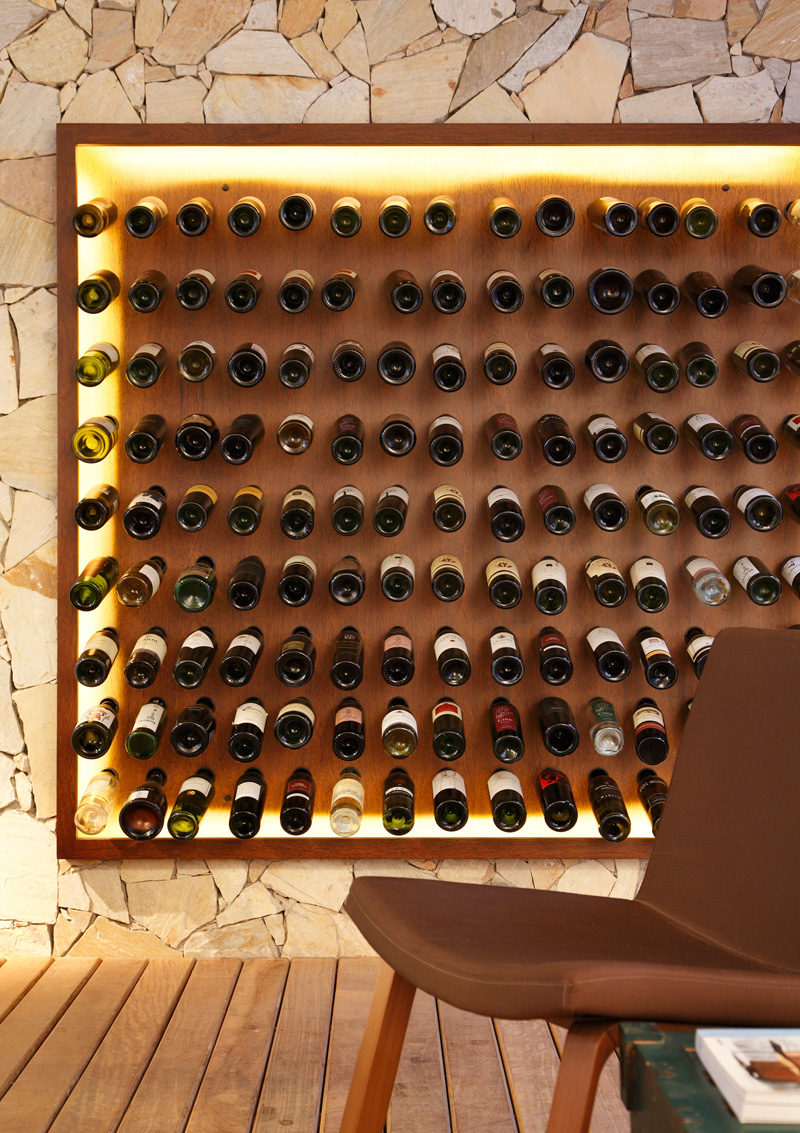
xmin=0 ymin=956 xmax=630 ymax=1133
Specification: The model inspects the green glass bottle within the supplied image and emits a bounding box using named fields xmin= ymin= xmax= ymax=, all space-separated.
xmin=69 ymin=556 xmax=119 ymax=610
xmin=125 ymin=696 xmax=167 ymax=759
xmin=76 ymin=269 xmax=119 ymax=313
xmin=383 ymin=767 xmax=415 ymax=835
xmin=173 ymin=556 xmax=217 ymax=612
xmin=72 ymin=415 xmax=118 ymax=463
xmin=167 ymin=769 xmax=215 ymax=840
xmin=75 ymin=342 xmax=119 ymax=387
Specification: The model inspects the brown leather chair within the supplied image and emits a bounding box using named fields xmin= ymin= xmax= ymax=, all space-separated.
xmin=340 ymin=627 xmax=800 ymax=1132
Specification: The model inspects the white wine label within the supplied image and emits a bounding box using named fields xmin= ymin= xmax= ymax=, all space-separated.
xmin=586 ymin=557 xmax=620 ymax=580
xmin=279 ymin=413 xmax=313 ymax=430
xmin=379 ymin=485 xmax=409 ymax=505
xmin=684 ymin=486 xmax=713 ymax=509
xmin=632 ymin=420 xmax=646 ymax=443
xmin=638 ymin=489 xmax=673 ymax=510
xmin=488 ymin=770 xmax=522 ymax=798
xmin=486 ymin=269 xmax=512 ymax=288
xmin=486 ymin=557 xmax=520 ymax=584
xmin=433 ymin=700 xmax=462 ymax=721
xmin=188 ymin=484 xmax=218 ymax=503
xmin=583 ymin=483 xmax=615 ymax=508
xmin=382 ymin=708 xmax=416 ymax=734
xmin=139 ymin=563 xmax=162 ymax=592
xmin=432 ymin=343 xmax=461 ymax=365
xmin=538 ymin=343 xmax=561 ymax=357
xmin=180 ymin=776 xmax=213 ymax=797
xmin=284 ymin=555 xmax=317 ymax=578
xmin=433 ymin=769 xmax=466 ymax=796
xmin=587 ymin=627 xmax=622 ymax=651
xmin=686 ymin=635 xmax=714 ymax=660
xmin=386 ymin=784 xmax=414 ymax=801
xmin=126 ymin=789 xmax=153 ymax=803
xmin=85 ymin=633 xmax=119 ymax=662
xmin=782 ymin=557 xmax=800 ymax=585
xmin=233 ymin=701 xmax=268 ymax=730
xmin=434 ymin=484 xmax=464 ymax=505
xmin=685 ymin=556 xmax=718 ymax=578
xmin=284 ymin=487 xmax=315 ymax=507
xmin=79 ymin=704 xmax=116 ymax=728
xmin=732 ymin=340 xmax=762 ymax=359
xmin=431 ymin=554 xmax=463 ymax=575
xmin=335 ymin=704 xmax=362 ymax=726
xmin=132 ymin=701 xmax=165 ymax=733
xmin=635 ymin=344 xmax=666 ymax=367
xmin=733 ymin=556 xmax=759 ymax=588
xmin=234 ymin=780 xmax=263 ymax=802
xmin=285 ymin=342 xmax=313 ymax=359
xmin=129 ymin=490 xmax=164 ymax=510
xmin=230 ymin=633 xmax=262 ymax=655
xmin=785 ymin=415 xmax=800 ymax=434
xmin=188 ymin=340 xmax=215 ymax=353
xmin=639 ymin=634 xmax=668 ymax=658
xmin=490 ymin=630 xmax=516 ymax=653
xmin=486 ymin=340 xmax=515 ymax=356
xmin=434 ymin=632 xmax=467 ymax=659
xmin=431 ymin=414 xmax=462 ymax=433
xmin=237 ymin=485 xmax=264 ymax=501
xmin=736 ymin=487 xmax=770 ymax=513
xmin=333 ymin=485 xmax=365 ymax=505
xmin=487 ymin=486 xmax=519 ymax=508
xmin=382 ymin=553 xmax=415 ymax=579
xmin=182 ymin=629 xmax=214 ymax=651
xmin=686 ymin=413 xmax=718 ymax=431
xmin=532 ymin=558 xmax=567 ymax=588
xmin=630 ymin=557 xmax=666 ymax=588
xmin=385 ymin=633 xmax=412 ymax=651
xmin=587 ymin=415 xmax=616 ymax=437
xmin=788 ymin=270 xmax=800 ymax=304
xmin=332 ymin=776 xmax=365 ymax=806
xmin=633 ymin=705 xmax=664 ymax=730
xmin=280 ymin=701 xmax=316 ymax=726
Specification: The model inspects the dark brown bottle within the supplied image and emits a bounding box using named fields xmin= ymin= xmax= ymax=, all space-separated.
xmin=538 ymin=627 xmax=573 ymax=685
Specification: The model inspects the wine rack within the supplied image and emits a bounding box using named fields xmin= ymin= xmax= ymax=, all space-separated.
xmin=57 ymin=123 xmax=800 ymax=859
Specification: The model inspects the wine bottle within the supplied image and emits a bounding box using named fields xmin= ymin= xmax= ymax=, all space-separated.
xmin=330 ymin=769 xmax=364 ymax=837
xmin=634 ymin=345 xmax=680 ymax=392
xmin=123 ymin=486 xmax=166 ymax=540
xmin=175 ymin=413 xmax=218 ymax=460
xmin=533 ymin=557 xmax=568 ymax=615
xmin=229 ymin=768 xmax=267 ymax=839
xmin=227 ymin=555 xmax=265 ymax=611
xmin=75 ymin=626 xmax=119 ymax=687
xmin=227 ymin=195 xmax=264 ymax=236
xmin=636 ymin=485 xmax=680 ymax=535
xmin=536 ymin=194 xmax=574 ymax=236
xmin=786 ymin=341 xmax=800 ymax=375
xmin=538 ymin=268 xmax=574 ymax=308
xmin=71 ymin=696 xmax=118 ymax=758
xmin=681 ymin=196 xmax=717 ymax=238
xmin=431 ymin=269 xmax=466 ymax=313
xmin=330 ymin=486 xmax=364 ymax=535
xmin=330 ymin=626 xmax=364 ymax=690
xmin=733 ymin=414 xmax=778 ymax=464
xmin=488 ymin=769 xmax=526 ymax=832
xmin=734 ymin=484 xmax=782 ymax=532
xmin=176 ymin=196 xmax=213 ymax=236
xmin=278 ymin=554 xmax=315 ymax=606
xmin=588 ymin=196 xmax=637 ymax=236
xmin=177 ymin=341 xmax=216 ymax=384
xmin=637 ymin=769 xmax=669 ymax=833
xmin=430 ymin=554 xmax=465 ymax=602
xmin=128 ymin=269 xmax=166 ymax=313
xmin=332 ymin=697 xmax=365 ymax=761
xmin=635 ymin=268 xmax=681 ymax=315
xmin=536 ymin=345 xmax=577 ymax=393
xmin=272 ymin=344 xmax=311 ymax=391
xmin=584 ymin=483 xmax=628 ymax=532
xmin=173 ymin=626 xmax=216 ymax=689
xmin=168 ymin=769 xmax=214 ymax=840
xmin=424 ymin=194 xmax=456 ymax=234
xmin=588 ymin=697 xmax=625 ymax=756
xmin=228 ymin=486 xmax=263 ymax=535
xmin=75 ymin=342 xmax=119 ymax=387
xmin=733 ymin=555 xmax=781 ymax=605
xmin=383 ymin=768 xmax=415 ymax=835
xmin=382 ymin=626 xmax=414 ymax=686
xmin=76 ymin=270 xmax=119 ymax=313
xmin=586 ymin=413 xmax=627 ymax=463
xmin=683 ymin=485 xmax=731 ymax=539
xmin=429 ymin=415 xmax=463 ymax=466
xmin=373 ymin=485 xmax=408 ymax=535
xmin=278 ymin=269 xmax=314 ymax=313
xmin=75 ymin=483 xmax=119 ymax=531
xmin=633 ymin=412 xmax=678 ymax=455
xmin=630 ymin=556 xmax=669 ymax=613
xmin=176 ymin=484 xmax=217 ymax=533
xmin=170 ymin=698 xmax=216 ymax=757
xmin=685 ymin=626 xmax=713 ymax=677
xmin=274 ymin=698 xmax=315 ymax=748
xmin=432 ymin=769 xmax=468 ymax=832
xmin=432 ymin=484 xmax=465 ymax=532
xmin=281 ymin=486 xmax=315 ymax=539
xmin=176 ymin=268 xmax=215 ymax=310
xmin=432 ymin=697 xmax=465 ymax=760
xmin=684 ymin=555 xmax=730 ymax=605
xmin=73 ymin=197 xmax=116 ymax=236
xmin=487 ymin=270 xmax=524 ymax=313
xmin=585 ymin=339 xmax=628 ymax=382
xmin=74 ymin=768 xmax=119 ymax=835
xmin=539 ymin=696 xmax=579 ymax=757
xmin=387 ymin=269 xmax=423 ymax=313
xmin=328 ymin=194 xmax=361 ymax=236
xmin=484 ymin=342 xmax=517 ymax=385
xmin=224 ymin=270 xmax=263 ymax=314
xmin=125 ymin=696 xmax=167 ymax=759
xmin=733 ymin=264 xmax=787 ymax=308
xmin=329 ymin=556 xmax=365 ymax=605
xmin=379 ymin=195 xmax=412 ymax=237
xmin=118 ymin=768 xmax=167 ymax=840
xmin=275 ymin=626 xmax=315 ymax=686
xmin=488 ymin=485 xmax=525 ymax=541
xmin=220 ymin=626 xmax=263 ymax=686
xmin=732 ymin=340 xmax=781 ymax=382
xmin=125 ymin=195 xmax=167 ymax=237
xmin=220 ymin=414 xmax=264 ymax=465
xmin=637 ymin=197 xmax=680 ymax=237
xmin=126 ymin=342 xmax=166 ymax=388
xmin=228 ymin=698 xmax=267 ymax=763
xmin=280 ymin=767 xmax=315 ymax=834
xmin=585 ymin=555 xmax=627 ymax=608
xmin=431 ymin=343 xmax=466 ymax=391
xmin=486 ymin=556 xmax=522 ymax=609
xmin=588 ymin=768 xmax=631 ymax=842
xmin=318 ymin=268 xmax=357 ymax=313
xmin=735 ymin=196 xmax=782 ymax=236
xmin=537 ymin=414 xmax=576 ymax=465
xmin=382 ymin=697 xmax=417 ymax=757
xmin=676 ymin=341 xmax=717 ymax=388
xmin=490 ymin=696 xmax=524 ymax=762
xmin=173 ymin=556 xmax=216 ymax=612
xmin=377 ymin=342 xmax=415 ymax=386
xmin=538 ymin=626 xmax=573 ymax=685
xmin=331 ymin=414 xmax=364 ymax=465
xmin=379 ymin=414 xmax=416 ymax=457
xmin=587 ymin=267 xmax=634 ymax=314
xmin=434 ymin=626 xmax=471 ymax=685
xmin=781 ymin=556 xmax=800 ymax=600
xmin=125 ymin=626 xmax=167 ymax=689
xmin=683 ymin=413 xmax=733 ymax=460
xmin=381 ymin=553 xmax=415 ymax=601
xmin=70 ymin=556 xmax=119 ymax=610
xmin=633 ymin=698 xmax=669 ymax=765
xmin=587 ymin=627 xmax=631 ymax=681
xmin=489 ymin=626 xmax=524 ymax=685
xmin=72 ymin=415 xmax=118 ymax=462
xmin=537 ymin=768 xmax=578 ymax=832
xmin=116 ymin=555 xmax=165 ymax=608
xmin=685 ymin=271 xmax=728 ymax=317
xmin=488 ymin=197 xmax=521 ymax=238
xmin=226 ymin=342 xmax=266 ymax=389
xmin=124 ymin=414 xmax=167 ymax=464
xmin=537 ymin=485 xmax=576 ymax=535
xmin=636 ymin=628 xmax=678 ymax=689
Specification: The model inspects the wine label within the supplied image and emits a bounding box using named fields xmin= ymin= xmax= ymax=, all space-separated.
xmin=386 ymin=783 xmax=414 ymax=800
xmin=233 ymin=701 xmax=268 ymax=731
xmin=382 ymin=553 xmax=415 ymax=580
xmin=540 ymin=629 xmax=566 ymax=651
xmin=434 ymin=484 xmax=464 ymax=505
xmin=786 ymin=415 xmax=800 ymax=435
xmin=139 ymin=562 xmax=162 ymax=592
xmin=587 ymin=627 xmax=623 ymax=651
xmin=379 ymin=485 xmax=409 ymax=505
xmin=638 ymin=489 xmax=673 ymax=511
xmin=382 ymin=708 xmax=416 ymax=734
xmin=732 ymin=340 xmax=762 ymax=359
xmin=336 ymin=413 xmax=360 ymax=434
xmin=686 ymin=634 xmax=714 ymax=661
xmin=332 ymin=776 xmax=364 ymax=806
xmin=137 ymin=342 xmax=163 ymax=359
xmin=486 ymin=557 xmax=520 ymax=584
xmin=583 ymin=483 xmax=616 ymax=509
xmin=590 ymin=698 xmax=617 ymax=725
xmin=537 ymin=343 xmax=562 ymax=357
xmin=182 ymin=629 xmax=214 ymax=651
xmin=279 ymin=701 xmax=316 ymax=725
xmin=230 ymin=633 xmax=262 ymax=655
xmin=129 ymin=490 xmax=165 ymax=510
xmin=492 ymin=700 xmax=518 ymax=731
xmin=433 ymin=700 xmax=462 ymax=721
xmin=486 ymin=340 xmax=515 ymax=357
xmin=433 ymin=769 xmax=466 ymax=796
xmin=284 ymin=555 xmax=317 ymax=578
xmin=686 ymin=412 xmax=718 ymax=431
xmin=79 ymin=703 xmax=116 ymax=728
xmin=488 ymin=770 xmax=521 ymax=798
xmin=335 ymin=704 xmax=362 ymax=726
xmin=630 ymin=557 xmax=667 ymax=588
xmin=85 ymin=632 xmax=119 ymax=662
xmin=432 ymin=343 xmax=461 ymax=365
xmin=244 ymin=343 xmax=269 ymax=361
xmin=782 ymin=557 xmax=800 ymax=585
xmin=587 ymin=415 xmax=616 ymax=437
xmin=434 ymin=631 xmax=467 ymax=659
xmin=431 ymin=554 xmax=463 ymax=576
xmin=385 ymin=633 xmax=412 ymax=651
xmin=490 ymin=630 xmax=516 ymax=653
xmin=487 ymin=486 xmax=520 ymax=508
xmin=633 ymin=705 xmax=665 ymax=731
xmin=487 ymin=269 xmax=513 ymax=288
xmin=187 ymin=483 xmax=218 ymax=504
xmin=533 ymin=558 xmax=567 ymax=588
xmin=734 ymin=415 xmax=761 ymax=435
xmin=283 ymin=487 xmax=315 ymax=507
xmin=179 ymin=775 xmax=213 ymax=796
xmin=635 ymin=344 xmax=667 ymax=368
xmin=431 ymin=414 xmax=461 ymax=432
xmin=279 ymin=413 xmax=314 ymax=431
xmin=639 ymin=634 xmax=668 ymax=659
xmin=736 ymin=487 xmax=771 ymax=513
xmin=586 ymin=557 xmax=620 ymax=580
xmin=684 ymin=486 xmax=713 ymax=509
xmin=127 ymin=789 xmax=153 ymax=803
xmin=181 ymin=413 xmax=215 ymax=427
xmin=733 ymin=556 xmax=759 ymax=587
xmin=132 ymin=701 xmax=165 ymax=733
xmin=234 ymin=780 xmax=263 ymax=802
xmin=333 ymin=485 xmax=365 ymax=506
xmin=537 ymin=485 xmax=559 ymax=510
xmin=492 ymin=413 xmax=518 ymax=432
xmin=236 ymin=485 xmax=263 ymax=501
xmin=685 ymin=556 xmax=718 ymax=578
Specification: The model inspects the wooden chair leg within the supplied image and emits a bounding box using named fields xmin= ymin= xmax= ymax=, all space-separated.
xmin=546 ymin=1019 xmax=619 ymax=1133
xmin=339 ymin=961 xmax=417 ymax=1133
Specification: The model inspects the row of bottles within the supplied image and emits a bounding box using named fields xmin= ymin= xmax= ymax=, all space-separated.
xmin=73 ymin=192 xmax=800 ymax=241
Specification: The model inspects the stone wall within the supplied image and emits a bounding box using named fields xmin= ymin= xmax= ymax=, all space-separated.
xmin=0 ymin=0 xmax=795 ymax=959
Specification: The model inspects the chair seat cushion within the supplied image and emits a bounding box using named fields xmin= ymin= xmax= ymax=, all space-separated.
xmin=345 ymin=878 xmax=800 ymax=1024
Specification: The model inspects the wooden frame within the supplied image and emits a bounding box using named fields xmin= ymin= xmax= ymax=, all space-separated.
xmin=56 ymin=123 xmax=800 ymax=859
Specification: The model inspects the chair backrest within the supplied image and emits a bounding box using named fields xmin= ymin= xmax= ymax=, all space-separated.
xmin=636 ymin=626 xmax=800 ymax=971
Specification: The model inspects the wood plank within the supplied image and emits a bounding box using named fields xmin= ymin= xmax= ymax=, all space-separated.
xmin=49 ymin=958 xmax=195 ymax=1133
xmin=320 ymin=957 xmax=382 ymax=1133
xmin=0 ymin=959 xmax=144 ymax=1132
xmin=252 ymin=957 xmax=337 ymax=1133
xmin=0 ymin=958 xmax=98 ymax=1099
xmin=184 ymin=959 xmax=289 ymax=1133
xmin=495 ymin=1017 xmax=562 ymax=1133
xmin=550 ymin=1024 xmax=630 ymax=1133
xmin=117 ymin=958 xmax=241 ymax=1133
xmin=0 ymin=959 xmax=51 ymax=1026
xmin=438 ymin=1001 xmax=516 ymax=1133
xmin=388 ymin=991 xmax=451 ymax=1133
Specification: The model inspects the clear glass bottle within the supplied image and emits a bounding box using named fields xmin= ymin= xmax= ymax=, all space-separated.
xmin=588 ymin=697 xmax=625 ymax=755
xmin=74 ymin=768 xmax=119 ymax=835
xmin=381 ymin=697 xmax=417 ymax=758
xmin=330 ymin=769 xmax=364 ymax=838
xmin=684 ymin=555 xmax=730 ymax=606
